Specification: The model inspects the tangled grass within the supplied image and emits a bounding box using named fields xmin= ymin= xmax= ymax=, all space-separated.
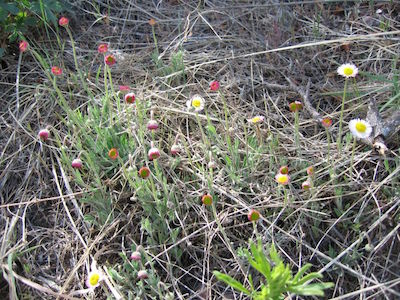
xmin=0 ymin=1 xmax=399 ymax=299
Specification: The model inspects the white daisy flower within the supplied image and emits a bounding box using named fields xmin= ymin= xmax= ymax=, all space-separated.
xmin=86 ymin=265 xmax=104 ymax=289
xmin=247 ymin=115 xmax=265 ymax=124
xmin=348 ymin=119 xmax=372 ymax=139
xmin=186 ymin=94 xmax=205 ymax=112
xmin=337 ymin=63 xmax=358 ymax=78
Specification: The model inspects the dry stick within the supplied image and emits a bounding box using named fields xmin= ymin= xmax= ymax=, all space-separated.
xmin=51 ymin=160 xmax=89 ymax=249
xmin=1 ymin=264 xmax=80 ymax=300
xmin=329 ymin=278 xmax=400 ymax=300
xmin=14 ymin=51 xmax=23 ymax=118
xmin=0 ymin=190 xmax=90 ymax=209
xmin=57 ymin=220 xmax=120 ymax=298
xmin=55 ymin=156 xmax=86 ymax=222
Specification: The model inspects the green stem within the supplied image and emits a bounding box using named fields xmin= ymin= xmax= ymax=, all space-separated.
xmin=103 ymin=64 xmax=113 ymax=125
xmin=107 ymin=66 xmax=120 ymax=119
xmin=325 ymin=127 xmax=331 ymax=165
xmin=337 ymin=79 xmax=348 ymax=153
xmin=66 ymin=28 xmax=93 ymax=99
xmin=349 ymin=137 xmax=357 ymax=178
xmin=152 ymin=26 xmax=159 ymax=55
xmin=294 ymin=110 xmax=300 ymax=155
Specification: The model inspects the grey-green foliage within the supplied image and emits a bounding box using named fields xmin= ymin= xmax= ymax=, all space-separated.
xmin=214 ymin=239 xmax=333 ymax=300
xmin=0 ymin=0 xmax=71 ymax=55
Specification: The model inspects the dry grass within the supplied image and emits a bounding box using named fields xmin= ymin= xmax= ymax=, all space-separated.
xmin=1 ymin=1 xmax=399 ymax=299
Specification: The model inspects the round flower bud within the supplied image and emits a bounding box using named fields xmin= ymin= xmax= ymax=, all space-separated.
xmin=148 ymin=147 xmax=160 ymax=160
xmin=170 ymin=144 xmax=180 ymax=155
xmin=138 ymin=166 xmax=150 ymax=179
xmin=124 ymin=92 xmax=135 ymax=104
xmin=137 ymin=270 xmax=148 ymax=280
xmin=210 ymin=80 xmax=220 ymax=91
xmin=147 ymin=120 xmax=159 ymax=131
xmin=201 ymin=194 xmax=213 ymax=206
xmin=130 ymin=251 xmax=141 ymax=261
xmin=302 ymin=181 xmax=311 ymax=190
xmin=71 ymin=158 xmax=83 ymax=169
xmin=38 ymin=129 xmax=50 ymax=140
xmin=58 ymin=17 xmax=69 ymax=27
xmin=247 ymin=209 xmax=260 ymax=222
xmin=279 ymin=166 xmax=289 ymax=174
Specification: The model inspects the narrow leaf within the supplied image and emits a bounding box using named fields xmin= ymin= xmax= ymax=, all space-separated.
xmin=292 ymin=263 xmax=312 ymax=284
xmin=213 ymin=271 xmax=251 ymax=295
xmin=289 ymin=282 xmax=334 ymax=296
xmin=295 ymin=272 xmax=322 ymax=286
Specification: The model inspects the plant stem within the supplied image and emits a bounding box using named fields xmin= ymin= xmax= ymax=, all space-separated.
xmin=66 ymin=28 xmax=93 ymax=99
xmin=337 ymin=79 xmax=348 ymax=153
xmin=294 ymin=110 xmax=300 ymax=156
xmin=349 ymin=137 xmax=357 ymax=179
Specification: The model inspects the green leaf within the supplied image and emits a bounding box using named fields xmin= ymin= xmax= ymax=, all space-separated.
xmin=269 ymin=243 xmax=281 ymax=265
xmin=247 ymin=240 xmax=271 ymax=280
xmin=295 ymin=272 xmax=322 ymax=286
xmin=213 ymin=271 xmax=251 ymax=295
xmin=2 ymin=3 xmax=20 ymax=15
xmin=0 ymin=7 xmax=8 ymax=21
xmin=289 ymin=283 xmax=334 ymax=296
xmin=292 ymin=263 xmax=312 ymax=284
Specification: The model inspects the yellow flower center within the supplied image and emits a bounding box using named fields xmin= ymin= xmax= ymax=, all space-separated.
xmin=251 ymin=117 xmax=261 ymax=123
xmin=355 ymin=122 xmax=367 ymax=133
xmin=277 ymin=174 xmax=288 ymax=184
xmin=192 ymin=98 xmax=201 ymax=108
xmin=89 ymin=273 xmax=100 ymax=286
xmin=343 ymin=66 xmax=353 ymax=76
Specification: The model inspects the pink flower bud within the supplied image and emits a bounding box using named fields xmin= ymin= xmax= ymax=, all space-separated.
xmin=38 ymin=129 xmax=50 ymax=140
xmin=201 ymin=194 xmax=212 ymax=206
xmin=104 ymin=54 xmax=116 ymax=66
xmin=170 ymin=144 xmax=180 ymax=155
xmin=71 ymin=158 xmax=83 ymax=169
xmin=148 ymin=147 xmax=160 ymax=161
xmin=130 ymin=251 xmax=141 ymax=261
xmin=279 ymin=166 xmax=289 ymax=174
xmin=108 ymin=148 xmax=119 ymax=160
xmin=19 ymin=41 xmax=28 ymax=52
xmin=51 ymin=66 xmax=62 ymax=76
xmin=321 ymin=118 xmax=332 ymax=128
xmin=97 ymin=43 xmax=108 ymax=54
xmin=58 ymin=17 xmax=69 ymax=27
xmin=289 ymin=101 xmax=303 ymax=112
xmin=119 ymin=85 xmax=130 ymax=94
xmin=248 ymin=209 xmax=260 ymax=222
xmin=302 ymin=181 xmax=311 ymax=190
xmin=137 ymin=270 xmax=148 ymax=280
xmin=124 ymin=93 xmax=135 ymax=104
xmin=138 ymin=166 xmax=150 ymax=179
xmin=210 ymin=80 xmax=220 ymax=91
xmin=147 ymin=120 xmax=159 ymax=131
xmin=306 ymin=166 xmax=314 ymax=176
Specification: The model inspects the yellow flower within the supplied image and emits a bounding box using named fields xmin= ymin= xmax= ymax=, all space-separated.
xmin=337 ymin=63 xmax=358 ymax=78
xmin=247 ymin=116 xmax=264 ymax=124
xmin=348 ymin=119 xmax=372 ymax=139
xmin=86 ymin=267 xmax=103 ymax=289
xmin=275 ymin=173 xmax=290 ymax=185
xmin=186 ymin=94 xmax=205 ymax=112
